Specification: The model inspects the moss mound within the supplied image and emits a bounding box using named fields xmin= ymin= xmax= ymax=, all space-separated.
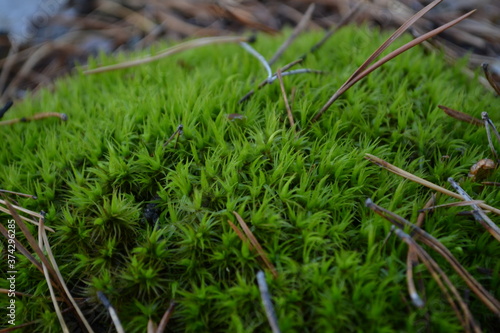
xmin=1 ymin=26 xmax=499 ymax=332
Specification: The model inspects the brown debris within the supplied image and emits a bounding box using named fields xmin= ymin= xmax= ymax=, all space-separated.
xmin=0 ymin=1 xmax=499 ymax=104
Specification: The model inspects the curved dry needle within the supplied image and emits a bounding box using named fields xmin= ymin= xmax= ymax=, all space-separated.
xmin=0 ymin=112 xmax=67 ymax=126
xmin=84 ymin=36 xmax=251 ymax=75
xmin=405 ymin=240 xmax=425 ymax=308
xmin=0 ymin=189 xmax=37 ymax=199
xmin=240 ymin=42 xmax=272 ymax=79
xmin=365 ymin=153 xmax=500 ymax=215
xmin=366 ymin=198 xmax=500 ymax=316
xmin=163 ymin=124 xmax=183 ymax=148
xmin=268 ymin=3 xmax=315 ymax=66
xmin=312 ymin=8 xmax=476 ymax=123
xmin=276 ymin=67 xmax=295 ymax=131
xmin=306 ymin=1 xmax=364 ymax=57
xmin=438 ymin=105 xmax=483 ymax=127
xmin=392 ymin=226 xmax=480 ymax=332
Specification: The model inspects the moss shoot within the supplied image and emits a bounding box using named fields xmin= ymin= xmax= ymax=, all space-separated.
xmin=1 ymin=26 xmax=499 ymax=332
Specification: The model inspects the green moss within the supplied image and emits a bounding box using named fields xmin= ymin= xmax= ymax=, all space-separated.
xmin=1 ymin=25 xmax=499 ymax=332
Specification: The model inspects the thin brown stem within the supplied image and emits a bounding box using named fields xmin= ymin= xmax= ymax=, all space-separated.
xmin=312 ymin=9 xmax=476 ymax=123
xmin=365 ymin=154 xmax=500 ymax=215
xmin=366 ymin=198 xmax=500 ymax=316
xmin=276 ymin=68 xmax=296 ymax=132
xmin=268 ymin=3 xmax=315 ymax=66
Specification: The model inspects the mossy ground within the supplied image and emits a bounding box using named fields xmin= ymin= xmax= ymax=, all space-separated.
xmin=1 ymin=25 xmax=499 ymax=332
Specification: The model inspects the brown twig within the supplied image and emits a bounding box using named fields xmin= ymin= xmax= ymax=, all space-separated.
xmin=418 ymin=200 xmax=485 ymax=212
xmin=392 ymin=226 xmax=480 ymax=332
xmin=0 ymin=112 xmax=68 ymax=126
xmin=0 ymin=189 xmax=37 ymax=199
xmin=2 ymin=200 xmax=85 ymax=327
xmin=276 ymin=68 xmax=296 ymax=132
xmin=366 ymin=198 xmax=500 ymax=316
xmin=156 ymin=301 xmax=176 ymax=333
xmin=415 ymin=194 xmax=436 ymax=228
xmin=38 ymin=214 xmax=94 ymax=332
xmin=268 ymin=3 xmax=315 ymax=66
xmin=84 ymin=36 xmax=250 ymax=75
xmin=312 ymin=7 xmax=476 ymax=123
xmin=231 ymin=212 xmax=278 ymax=278
xmin=438 ymin=105 xmax=483 ymax=127
xmin=163 ymin=124 xmax=183 ymax=148
xmin=405 ymin=245 xmax=424 ymax=308
xmin=0 ymin=198 xmax=54 ymax=232
xmin=306 ymin=1 xmax=364 ymax=57
xmin=364 ymin=154 xmax=500 ymax=215
xmin=37 ymin=214 xmax=69 ymax=332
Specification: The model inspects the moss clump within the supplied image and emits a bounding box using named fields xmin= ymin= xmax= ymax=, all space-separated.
xmin=1 ymin=26 xmax=499 ymax=332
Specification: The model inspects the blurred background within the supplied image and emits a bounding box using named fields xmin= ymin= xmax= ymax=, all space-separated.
xmin=0 ymin=0 xmax=499 ymax=104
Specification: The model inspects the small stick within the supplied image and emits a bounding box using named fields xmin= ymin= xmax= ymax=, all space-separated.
xmin=0 ymin=112 xmax=67 ymax=126
xmin=256 ymin=271 xmax=281 ymax=333
xmin=415 ymin=194 xmax=436 ymax=228
xmin=37 ymin=215 xmax=69 ymax=333
xmin=163 ymin=124 xmax=183 ymax=148
xmin=276 ymin=68 xmax=296 ymax=132
xmin=174 ymin=125 xmax=183 ymax=149
xmin=268 ymin=3 xmax=315 ymax=66
xmin=482 ymin=112 xmax=500 ymax=161
xmin=406 ymin=242 xmax=425 ymax=308
xmin=366 ymin=198 xmax=500 ymax=316
xmin=0 ymin=198 xmax=53 ymax=232
xmin=156 ymin=301 xmax=176 ymax=333
xmin=233 ymin=211 xmax=278 ymax=278
xmin=312 ymin=8 xmax=475 ymax=123
xmin=240 ymin=42 xmax=272 ymax=79
xmin=482 ymin=63 xmax=500 ymax=95
xmin=226 ymin=219 xmax=254 ymax=251
xmin=97 ymin=291 xmax=125 ymax=333
xmin=341 ymin=0 xmax=444 ymax=91
xmin=84 ymin=36 xmax=250 ymax=75
xmin=448 ymin=177 xmax=500 ymax=242
xmin=306 ymin=1 xmax=364 ymax=57
xmin=39 ymin=214 xmax=94 ymax=333
xmin=438 ymin=105 xmax=483 ymax=127
xmin=482 ymin=182 xmax=500 ymax=186
xmin=0 ymin=189 xmax=37 ymax=199
xmin=393 ymin=227 xmax=479 ymax=332
xmin=365 ymin=153 xmax=500 ymax=215
xmin=418 ymin=200 xmax=484 ymax=213
xmin=2 ymin=201 xmax=76 ymax=315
